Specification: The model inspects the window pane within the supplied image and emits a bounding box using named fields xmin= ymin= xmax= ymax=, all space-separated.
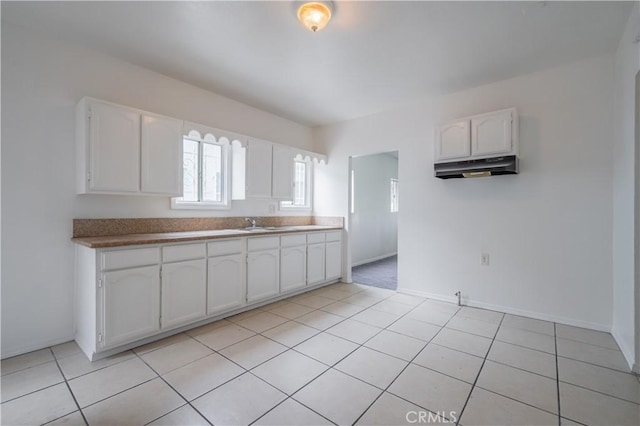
xmin=293 ymin=161 xmax=306 ymax=206
xmin=391 ymin=179 xmax=399 ymax=212
xmin=202 ymin=143 xmax=223 ymax=202
xmin=182 ymin=139 xmax=199 ymax=202
xmin=350 ymin=170 xmax=355 ymax=214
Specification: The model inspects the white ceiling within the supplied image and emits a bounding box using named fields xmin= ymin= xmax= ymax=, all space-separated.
xmin=2 ymin=1 xmax=633 ymax=127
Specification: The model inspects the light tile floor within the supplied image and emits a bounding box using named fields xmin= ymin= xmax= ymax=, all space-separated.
xmin=2 ymin=283 xmax=639 ymax=426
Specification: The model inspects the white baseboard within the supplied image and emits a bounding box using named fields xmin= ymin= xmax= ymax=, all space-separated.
xmin=397 ymin=287 xmax=611 ymax=333
xmin=611 ymin=329 xmax=636 ymax=371
xmin=352 ymin=252 xmax=397 ymax=267
xmin=1 ymin=334 xmax=75 ymax=360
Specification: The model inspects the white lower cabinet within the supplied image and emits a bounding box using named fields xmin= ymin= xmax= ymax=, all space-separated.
xmin=307 ymin=243 xmax=325 ymax=285
xmin=280 ymin=245 xmax=307 ymax=292
xmin=161 ymin=259 xmax=206 ymax=330
xmin=102 ymin=265 xmax=160 ymax=348
xmin=247 ymin=249 xmax=280 ymax=303
xmin=76 ymin=230 xmax=343 ymax=361
xmin=208 ymin=253 xmax=246 ymax=315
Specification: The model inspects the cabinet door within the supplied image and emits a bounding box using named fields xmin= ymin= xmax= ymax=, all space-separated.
xmin=246 ymin=139 xmax=273 ymax=198
xmin=89 ymin=101 xmax=141 ymax=193
xmin=141 ymin=114 xmax=184 ymax=195
xmin=325 ymin=241 xmax=342 ymax=281
xmin=208 ymin=253 xmax=246 ymax=315
xmin=435 ymin=120 xmax=470 ymax=162
xmin=161 ymin=259 xmax=206 ymax=329
xmin=102 ymin=265 xmax=160 ymax=348
xmin=471 ymin=110 xmax=513 ymax=157
xmin=272 ymin=145 xmax=294 ymax=199
xmin=280 ymin=246 xmax=306 ymax=292
xmin=247 ymin=249 xmax=279 ymax=302
xmin=307 ymin=243 xmax=325 ymax=285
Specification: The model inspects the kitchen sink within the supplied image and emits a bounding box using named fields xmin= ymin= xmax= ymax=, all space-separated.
xmin=236 ymin=227 xmax=279 ymax=232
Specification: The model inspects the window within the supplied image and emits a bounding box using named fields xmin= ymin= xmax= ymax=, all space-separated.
xmin=350 ymin=169 xmax=355 ymax=214
xmin=172 ymin=136 xmax=230 ymax=209
xmin=280 ymin=160 xmax=312 ymax=210
xmin=390 ymin=178 xmax=399 ymax=213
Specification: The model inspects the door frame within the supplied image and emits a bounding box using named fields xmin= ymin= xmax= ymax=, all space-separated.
xmin=347 ymin=150 xmax=399 ymax=285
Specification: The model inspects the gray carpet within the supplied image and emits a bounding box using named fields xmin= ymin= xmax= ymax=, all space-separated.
xmin=351 ymin=255 xmax=397 ymax=290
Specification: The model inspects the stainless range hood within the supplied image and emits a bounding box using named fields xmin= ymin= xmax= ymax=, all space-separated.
xmin=434 ymin=155 xmax=519 ymax=179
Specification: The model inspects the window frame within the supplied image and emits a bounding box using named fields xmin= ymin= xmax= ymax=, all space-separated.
xmin=171 ymin=136 xmax=231 ymax=210
xmin=280 ymin=159 xmax=313 ymax=211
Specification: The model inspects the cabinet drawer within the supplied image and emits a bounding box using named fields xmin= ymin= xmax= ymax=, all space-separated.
xmin=162 ymin=243 xmax=206 ymax=263
xmin=101 ymin=247 xmax=160 ymax=271
xmin=307 ymin=232 xmax=325 ymax=244
xmin=281 ymin=234 xmax=306 ymax=248
xmin=325 ymin=231 xmax=342 ymax=242
xmin=208 ymin=239 xmax=244 ymax=257
xmin=248 ymin=236 xmax=280 ymax=252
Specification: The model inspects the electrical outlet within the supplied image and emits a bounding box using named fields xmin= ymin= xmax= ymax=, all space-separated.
xmin=481 ymin=253 xmax=490 ymax=266
xmin=268 ymin=203 xmax=277 ymax=213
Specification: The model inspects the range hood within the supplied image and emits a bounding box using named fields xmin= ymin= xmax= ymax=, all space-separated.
xmin=434 ymin=155 xmax=519 ymax=179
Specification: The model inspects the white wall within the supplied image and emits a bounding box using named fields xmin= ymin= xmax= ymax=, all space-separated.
xmin=351 ymin=153 xmax=398 ymax=266
xmin=1 ymin=24 xmax=313 ymax=358
xmin=611 ymin=4 xmax=639 ymax=370
xmin=314 ymin=54 xmax=615 ymax=331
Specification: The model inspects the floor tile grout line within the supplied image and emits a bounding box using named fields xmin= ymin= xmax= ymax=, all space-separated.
xmin=492 ymin=337 xmax=557 ymax=356
xmin=0 ymin=380 xmax=68 ymax=406
xmin=557 ymin=380 xmax=640 ymax=406
xmin=59 ymin=352 xmax=142 ymax=382
xmin=50 ymin=348 xmax=90 ymax=426
xmin=555 ymin=353 xmax=634 ymax=375
xmin=469 ymin=385 xmax=561 ymax=418
xmin=76 ymin=375 xmax=160 ymax=412
xmin=0 ymin=358 xmax=56 ymax=378
xmin=498 ymin=322 xmax=559 ymax=338
xmin=184 ymin=286 xmax=380 ymax=425
xmin=248 ymin=393 xmax=338 ymax=426
xmin=131 ymin=350 xmax=215 ymax=426
xmin=351 ymin=304 xmax=464 ymax=425
xmin=255 ymin=290 xmax=432 ymax=425
xmin=555 ymin=335 xmax=624 ymax=352
xmin=455 ymin=311 xmax=506 ymax=425
xmin=244 ymin=369 xmax=339 ymax=426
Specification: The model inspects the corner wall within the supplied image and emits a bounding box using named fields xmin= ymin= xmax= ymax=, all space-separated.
xmin=314 ymin=54 xmax=615 ymax=331
xmin=611 ymin=4 xmax=639 ymax=370
xmin=0 ymin=24 xmax=313 ymax=358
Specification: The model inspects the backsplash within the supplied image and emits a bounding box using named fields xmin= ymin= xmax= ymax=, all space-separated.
xmin=73 ymin=216 xmax=344 ymax=237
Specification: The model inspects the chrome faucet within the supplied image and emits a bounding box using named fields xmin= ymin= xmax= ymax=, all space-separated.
xmin=245 ymin=217 xmax=257 ymax=228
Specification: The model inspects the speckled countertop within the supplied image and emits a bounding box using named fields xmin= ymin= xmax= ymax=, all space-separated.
xmin=72 ymin=225 xmax=342 ymax=249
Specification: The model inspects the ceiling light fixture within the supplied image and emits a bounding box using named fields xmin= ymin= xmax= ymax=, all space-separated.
xmin=297 ymin=1 xmax=332 ymax=32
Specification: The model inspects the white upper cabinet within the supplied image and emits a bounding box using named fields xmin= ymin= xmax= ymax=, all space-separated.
xmin=141 ymin=114 xmax=183 ymax=196
xmin=245 ymin=138 xmax=273 ymax=198
xmin=77 ymin=97 xmax=184 ymax=196
xmin=435 ymin=120 xmax=471 ymax=162
xmin=271 ymin=145 xmax=295 ymax=200
xmin=471 ymin=110 xmax=514 ymax=157
xmin=85 ymin=100 xmax=141 ymax=193
xmin=434 ymin=108 xmax=518 ymax=163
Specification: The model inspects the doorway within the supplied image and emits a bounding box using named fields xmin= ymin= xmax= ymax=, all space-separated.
xmin=349 ymin=151 xmax=398 ymax=290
